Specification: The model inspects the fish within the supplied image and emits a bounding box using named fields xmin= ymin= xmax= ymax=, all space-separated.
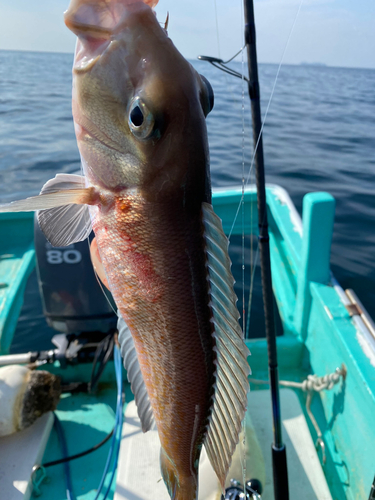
xmin=0 ymin=0 xmax=250 ymax=498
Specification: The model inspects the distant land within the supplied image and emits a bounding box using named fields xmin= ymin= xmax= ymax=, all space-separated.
xmin=300 ymin=62 xmax=327 ymax=67
xmin=1 ymin=50 xmax=374 ymax=71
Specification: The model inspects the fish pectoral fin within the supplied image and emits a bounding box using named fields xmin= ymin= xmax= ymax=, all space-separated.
xmin=0 ymin=173 xmax=94 ymax=212
xmin=202 ymin=202 xmax=251 ymax=491
xmin=117 ymin=314 xmax=155 ymax=433
xmin=0 ymin=173 xmax=97 ymax=247
xmin=38 ymin=203 xmax=93 ymax=247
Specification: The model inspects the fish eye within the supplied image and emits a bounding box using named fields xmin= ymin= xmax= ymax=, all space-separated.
xmin=199 ymin=74 xmax=214 ymax=116
xmin=130 ymin=105 xmax=144 ymax=127
xmin=128 ymin=97 xmax=155 ymax=140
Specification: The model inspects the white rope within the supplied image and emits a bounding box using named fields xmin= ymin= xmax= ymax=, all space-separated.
xmin=279 ymin=366 xmax=346 ymax=392
xmin=249 ymin=365 xmax=346 ymax=392
xmin=249 ymin=364 xmax=346 ymax=465
xmin=301 ymin=371 xmax=343 ymax=392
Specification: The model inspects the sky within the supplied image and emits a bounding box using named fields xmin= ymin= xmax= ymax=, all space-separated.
xmin=0 ymin=0 xmax=374 ymax=69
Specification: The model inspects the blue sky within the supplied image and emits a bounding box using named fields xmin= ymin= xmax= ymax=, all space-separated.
xmin=0 ymin=0 xmax=374 ymax=69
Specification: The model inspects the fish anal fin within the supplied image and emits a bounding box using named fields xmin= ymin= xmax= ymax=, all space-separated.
xmin=202 ymin=202 xmax=251 ymax=489
xmin=117 ymin=314 xmax=155 ymax=432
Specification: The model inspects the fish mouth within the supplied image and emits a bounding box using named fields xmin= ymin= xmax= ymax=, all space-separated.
xmin=73 ymin=38 xmax=110 ymax=72
xmin=65 ymin=0 xmax=156 ymax=71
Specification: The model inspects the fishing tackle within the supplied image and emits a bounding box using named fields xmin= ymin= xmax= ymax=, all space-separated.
xmin=198 ymin=48 xmax=248 ymax=82
xmin=222 ymin=478 xmax=263 ymax=499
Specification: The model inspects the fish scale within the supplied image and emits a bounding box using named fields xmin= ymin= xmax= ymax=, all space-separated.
xmin=94 ymin=191 xmax=216 ymax=488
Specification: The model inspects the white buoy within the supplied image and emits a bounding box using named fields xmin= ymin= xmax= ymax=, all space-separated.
xmin=0 ymin=365 xmax=60 ymax=437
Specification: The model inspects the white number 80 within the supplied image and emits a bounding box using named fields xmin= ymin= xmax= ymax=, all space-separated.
xmin=46 ymin=249 xmax=82 ymax=265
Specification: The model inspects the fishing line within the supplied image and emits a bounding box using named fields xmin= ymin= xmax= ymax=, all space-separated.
xmin=223 ymin=45 xmax=247 ymax=64
xmin=222 ymin=59 xmax=248 ymax=109
xmin=235 ymin=0 xmax=305 ymax=486
xmin=77 ymin=147 xmax=117 ymax=317
xmin=228 ymin=0 xmax=305 ymax=240
xmin=241 ymin=37 xmax=246 ymax=346
xmin=245 ymin=0 xmax=304 ymax=189
xmin=240 ymin=48 xmax=247 ymax=494
xmin=78 ymin=154 xmax=119 ymax=316
xmin=213 ymin=0 xmax=221 ymax=58
xmin=239 ymin=0 xmax=247 ymax=492
xmin=86 ymin=236 xmax=119 ymax=318
xmin=210 ymin=3 xmax=246 ymax=111
xmin=243 ymin=0 xmax=305 ymax=336
xmin=246 ymin=242 xmax=260 ymax=338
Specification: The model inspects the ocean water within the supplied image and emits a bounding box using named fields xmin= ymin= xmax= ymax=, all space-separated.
xmin=0 ymin=50 xmax=374 ymax=352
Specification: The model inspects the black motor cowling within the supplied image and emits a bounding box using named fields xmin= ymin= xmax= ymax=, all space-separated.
xmin=34 ymin=215 xmax=117 ymax=334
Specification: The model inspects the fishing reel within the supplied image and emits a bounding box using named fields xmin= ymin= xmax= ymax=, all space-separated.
xmin=222 ymin=478 xmax=263 ymax=500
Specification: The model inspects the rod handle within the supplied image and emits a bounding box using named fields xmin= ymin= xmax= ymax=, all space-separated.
xmin=272 ymin=445 xmax=289 ymax=500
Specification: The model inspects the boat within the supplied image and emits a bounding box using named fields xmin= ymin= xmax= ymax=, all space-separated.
xmin=1 ymin=1 xmax=375 ymax=500
xmin=1 ymin=182 xmax=375 ymax=500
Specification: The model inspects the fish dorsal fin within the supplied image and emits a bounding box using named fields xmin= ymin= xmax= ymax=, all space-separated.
xmin=117 ymin=314 xmax=155 ymax=432
xmin=37 ymin=174 xmax=93 ymax=247
xmin=202 ymin=202 xmax=251 ymax=490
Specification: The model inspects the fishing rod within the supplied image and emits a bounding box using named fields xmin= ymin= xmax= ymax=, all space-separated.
xmin=243 ymin=1 xmax=289 ymax=498
xmin=198 ymin=3 xmax=289 ymax=495
xmin=369 ymin=473 xmax=375 ymax=500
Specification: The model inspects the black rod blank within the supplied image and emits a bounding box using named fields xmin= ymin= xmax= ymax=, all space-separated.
xmin=242 ymin=1 xmax=289 ymax=498
xmin=368 ymin=474 xmax=375 ymax=500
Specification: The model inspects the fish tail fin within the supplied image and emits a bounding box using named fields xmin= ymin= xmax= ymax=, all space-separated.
xmin=160 ymin=448 xmax=198 ymax=500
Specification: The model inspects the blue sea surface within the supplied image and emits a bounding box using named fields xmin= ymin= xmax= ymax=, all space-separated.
xmin=0 ymin=50 xmax=374 ymax=351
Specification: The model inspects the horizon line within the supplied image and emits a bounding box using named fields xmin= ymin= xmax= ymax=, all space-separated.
xmin=0 ymin=48 xmax=374 ymax=72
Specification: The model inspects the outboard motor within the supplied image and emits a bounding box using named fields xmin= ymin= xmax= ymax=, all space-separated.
xmin=34 ymin=215 xmax=117 ymax=335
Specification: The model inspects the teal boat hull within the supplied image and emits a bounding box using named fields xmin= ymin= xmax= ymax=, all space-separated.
xmin=0 ymin=186 xmax=374 ymax=499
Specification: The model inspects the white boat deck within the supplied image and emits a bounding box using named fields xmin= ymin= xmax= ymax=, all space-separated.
xmin=0 ymin=412 xmax=54 ymax=500
xmin=239 ymin=389 xmax=333 ymax=500
xmin=115 ymin=389 xmax=332 ymax=500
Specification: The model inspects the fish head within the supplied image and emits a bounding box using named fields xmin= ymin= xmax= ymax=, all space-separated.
xmin=65 ymin=0 xmax=214 ymax=202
